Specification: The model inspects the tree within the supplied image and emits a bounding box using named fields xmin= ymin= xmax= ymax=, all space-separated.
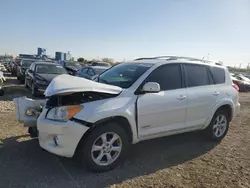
xmin=77 ymin=57 xmax=86 ymax=63
xmin=102 ymin=58 xmax=114 ymax=63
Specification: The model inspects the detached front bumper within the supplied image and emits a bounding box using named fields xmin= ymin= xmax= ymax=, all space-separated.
xmin=37 ymin=109 xmax=89 ymax=158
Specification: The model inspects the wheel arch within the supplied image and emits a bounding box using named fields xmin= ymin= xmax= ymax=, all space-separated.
xmin=75 ymin=116 xmax=135 ymax=156
xmin=204 ymin=101 xmax=234 ymax=129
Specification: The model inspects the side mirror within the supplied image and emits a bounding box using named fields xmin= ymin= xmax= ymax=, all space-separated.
xmin=142 ymin=82 xmax=160 ymax=93
xmin=28 ymin=69 xmax=33 ymax=74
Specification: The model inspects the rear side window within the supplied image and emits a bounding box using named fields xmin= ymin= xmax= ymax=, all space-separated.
xmin=185 ymin=64 xmax=210 ymax=87
xmin=146 ymin=64 xmax=182 ymax=90
xmin=210 ymin=67 xmax=225 ymax=84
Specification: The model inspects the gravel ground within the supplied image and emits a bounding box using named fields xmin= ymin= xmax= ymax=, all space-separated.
xmin=0 ymin=73 xmax=249 ymax=188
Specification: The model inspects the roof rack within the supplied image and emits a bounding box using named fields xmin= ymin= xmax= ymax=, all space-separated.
xmin=134 ymin=56 xmax=217 ymax=64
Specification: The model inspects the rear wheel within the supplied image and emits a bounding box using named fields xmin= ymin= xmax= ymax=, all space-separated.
xmin=78 ymin=122 xmax=130 ymax=172
xmin=206 ymin=109 xmax=229 ymax=141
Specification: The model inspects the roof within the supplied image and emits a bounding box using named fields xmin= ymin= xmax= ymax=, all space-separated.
xmin=130 ymin=56 xmax=223 ymax=67
xmin=32 ymin=61 xmax=60 ymax=66
xmin=20 ymin=58 xmax=40 ymax=61
xmin=90 ymin=66 xmax=109 ymax=69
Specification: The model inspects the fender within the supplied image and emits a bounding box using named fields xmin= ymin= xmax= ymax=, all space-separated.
xmin=203 ymin=98 xmax=235 ymax=129
xmin=74 ymin=95 xmax=139 ymax=144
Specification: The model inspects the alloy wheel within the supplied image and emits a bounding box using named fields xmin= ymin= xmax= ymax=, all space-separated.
xmin=212 ymin=115 xmax=227 ymax=138
xmin=91 ymin=132 xmax=122 ymax=166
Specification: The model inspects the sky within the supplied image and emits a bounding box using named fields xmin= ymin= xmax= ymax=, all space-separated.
xmin=0 ymin=0 xmax=250 ymax=66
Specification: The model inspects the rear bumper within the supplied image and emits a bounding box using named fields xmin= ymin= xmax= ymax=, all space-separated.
xmin=37 ymin=109 xmax=89 ymax=157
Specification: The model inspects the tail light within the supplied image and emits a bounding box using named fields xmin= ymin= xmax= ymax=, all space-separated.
xmin=232 ymin=83 xmax=239 ymax=91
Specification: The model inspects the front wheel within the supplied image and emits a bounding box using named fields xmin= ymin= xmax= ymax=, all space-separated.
xmin=78 ymin=122 xmax=130 ymax=172
xmin=206 ymin=109 xmax=229 ymax=141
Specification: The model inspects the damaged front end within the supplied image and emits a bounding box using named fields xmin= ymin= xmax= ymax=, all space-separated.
xmin=13 ymin=74 xmax=122 ymax=138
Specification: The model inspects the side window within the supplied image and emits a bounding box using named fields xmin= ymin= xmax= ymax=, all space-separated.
xmin=145 ymin=64 xmax=182 ymax=91
xmin=185 ymin=64 xmax=210 ymax=87
xmin=88 ymin=68 xmax=95 ymax=76
xmin=81 ymin=68 xmax=88 ymax=74
xmin=32 ymin=65 xmax=36 ymax=72
xmin=210 ymin=67 xmax=225 ymax=84
xmin=29 ymin=64 xmax=34 ymax=70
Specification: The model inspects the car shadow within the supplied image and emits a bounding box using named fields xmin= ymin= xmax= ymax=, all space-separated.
xmin=0 ymin=131 xmax=218 ymax=188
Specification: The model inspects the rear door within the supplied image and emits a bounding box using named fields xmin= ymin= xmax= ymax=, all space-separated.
xmin=209 ymin=66 xmax=227 ymax=106
xmin=184 ymin=64 xmax=216 ymax=128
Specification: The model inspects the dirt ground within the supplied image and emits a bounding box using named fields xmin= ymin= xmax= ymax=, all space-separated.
xmin=0 ymin=73 xmax=249 ymax=188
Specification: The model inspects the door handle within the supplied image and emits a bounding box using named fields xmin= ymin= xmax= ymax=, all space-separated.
xmin=177 ymin=95 xmax=186 ymax=100
xmin=213 ymin=91 xmax=220 ymax=96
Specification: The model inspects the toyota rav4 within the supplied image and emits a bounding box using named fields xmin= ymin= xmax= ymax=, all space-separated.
xmin=14 ymin=56 xmax=240 ymax=172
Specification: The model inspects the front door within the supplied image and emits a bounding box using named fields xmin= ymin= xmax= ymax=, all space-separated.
xmin=137 ymin=63 xmax=187 ymax=138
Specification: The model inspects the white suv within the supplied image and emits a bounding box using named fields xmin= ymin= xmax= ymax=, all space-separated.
xmin=14 ymin=56 xmax=240 ymax=172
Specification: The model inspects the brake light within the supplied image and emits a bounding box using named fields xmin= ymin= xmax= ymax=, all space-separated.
xmin=232 ymin=83 xmax=239 ymax=91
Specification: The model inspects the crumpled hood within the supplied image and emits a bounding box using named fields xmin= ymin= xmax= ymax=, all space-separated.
xmin=44 ymin=74 xmax=122 ymax=97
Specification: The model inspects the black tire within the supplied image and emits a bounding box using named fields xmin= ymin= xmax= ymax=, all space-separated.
xmin=78 ymin=122 xmax=130 ymax=172
xmin=20 ymin=79 xmax=25 ymax=84
xmin=205 ymin=109 xmax=230 ymax=141
xmin=28 ymin=127 xmax=38 ymax=138
xmin=25 ymin=78 xmax=29 ymax=88
xmin=0 ymin=89 xmax=4 ymax=96
xmin=31 ymin=82 xmax=38 ymax=97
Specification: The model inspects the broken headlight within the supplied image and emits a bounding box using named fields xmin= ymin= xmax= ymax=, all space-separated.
xmin=46 ymin=105 xmax=83 ymax=122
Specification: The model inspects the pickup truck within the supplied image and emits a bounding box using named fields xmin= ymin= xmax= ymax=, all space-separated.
xmin=14 ymin=56 xmax=240 ymax=172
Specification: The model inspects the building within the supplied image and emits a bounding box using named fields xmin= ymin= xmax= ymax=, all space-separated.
xmin=55 ymin=52 xmax=64 ymax=61
xmin=37 ymin=48 xmax=46 ymax=57
xmin=64 ymin=52 xmax=71 ymax=61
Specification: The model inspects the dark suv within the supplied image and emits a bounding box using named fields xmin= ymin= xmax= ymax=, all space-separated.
xmin=25 ymin=62 xmax=68 ymax=96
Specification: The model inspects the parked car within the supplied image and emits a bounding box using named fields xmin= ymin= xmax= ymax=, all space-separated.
xmin=0 ymin=71 xmax=5 ymax=96
xmin=16 ymin=59 xmax=39 ymax=83
xmin=11 ymin=58 xmax=21 ymax=76
xmin=25 ymin=62 xmax=68 ymax=96
xmin=76 ymin=66 xmax=109 ymax=80
xmin=14 ymin=56 xmax=240 ymax=172
xmin=6 ymin=61 xmax=13 ymax=72
xmin=90 ymin=62 xmax=111 ymax=67
xmin=59 ymin=61 xmax=82 ymax=75
xmin=231 ymin=73 xmax=250 ymax=92
xmin=0 ymin=63 xmax=7 ymax=72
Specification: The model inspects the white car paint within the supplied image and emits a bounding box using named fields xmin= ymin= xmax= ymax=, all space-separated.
xmin=14 ymin=58 xmax=240 ymax=159
xmin=45 ymin=74 xmax=122 ymax=96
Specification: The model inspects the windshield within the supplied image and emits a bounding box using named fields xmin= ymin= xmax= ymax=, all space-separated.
xmin=35 ymin=64 xmax=68 ymax=74
xmin=65 ymin=62 xmax=82 ymax=69
xmin=21 ymin=60 xmax=35 ymax=68
xmin=98 ymin=63 xmax=153 ymax=88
